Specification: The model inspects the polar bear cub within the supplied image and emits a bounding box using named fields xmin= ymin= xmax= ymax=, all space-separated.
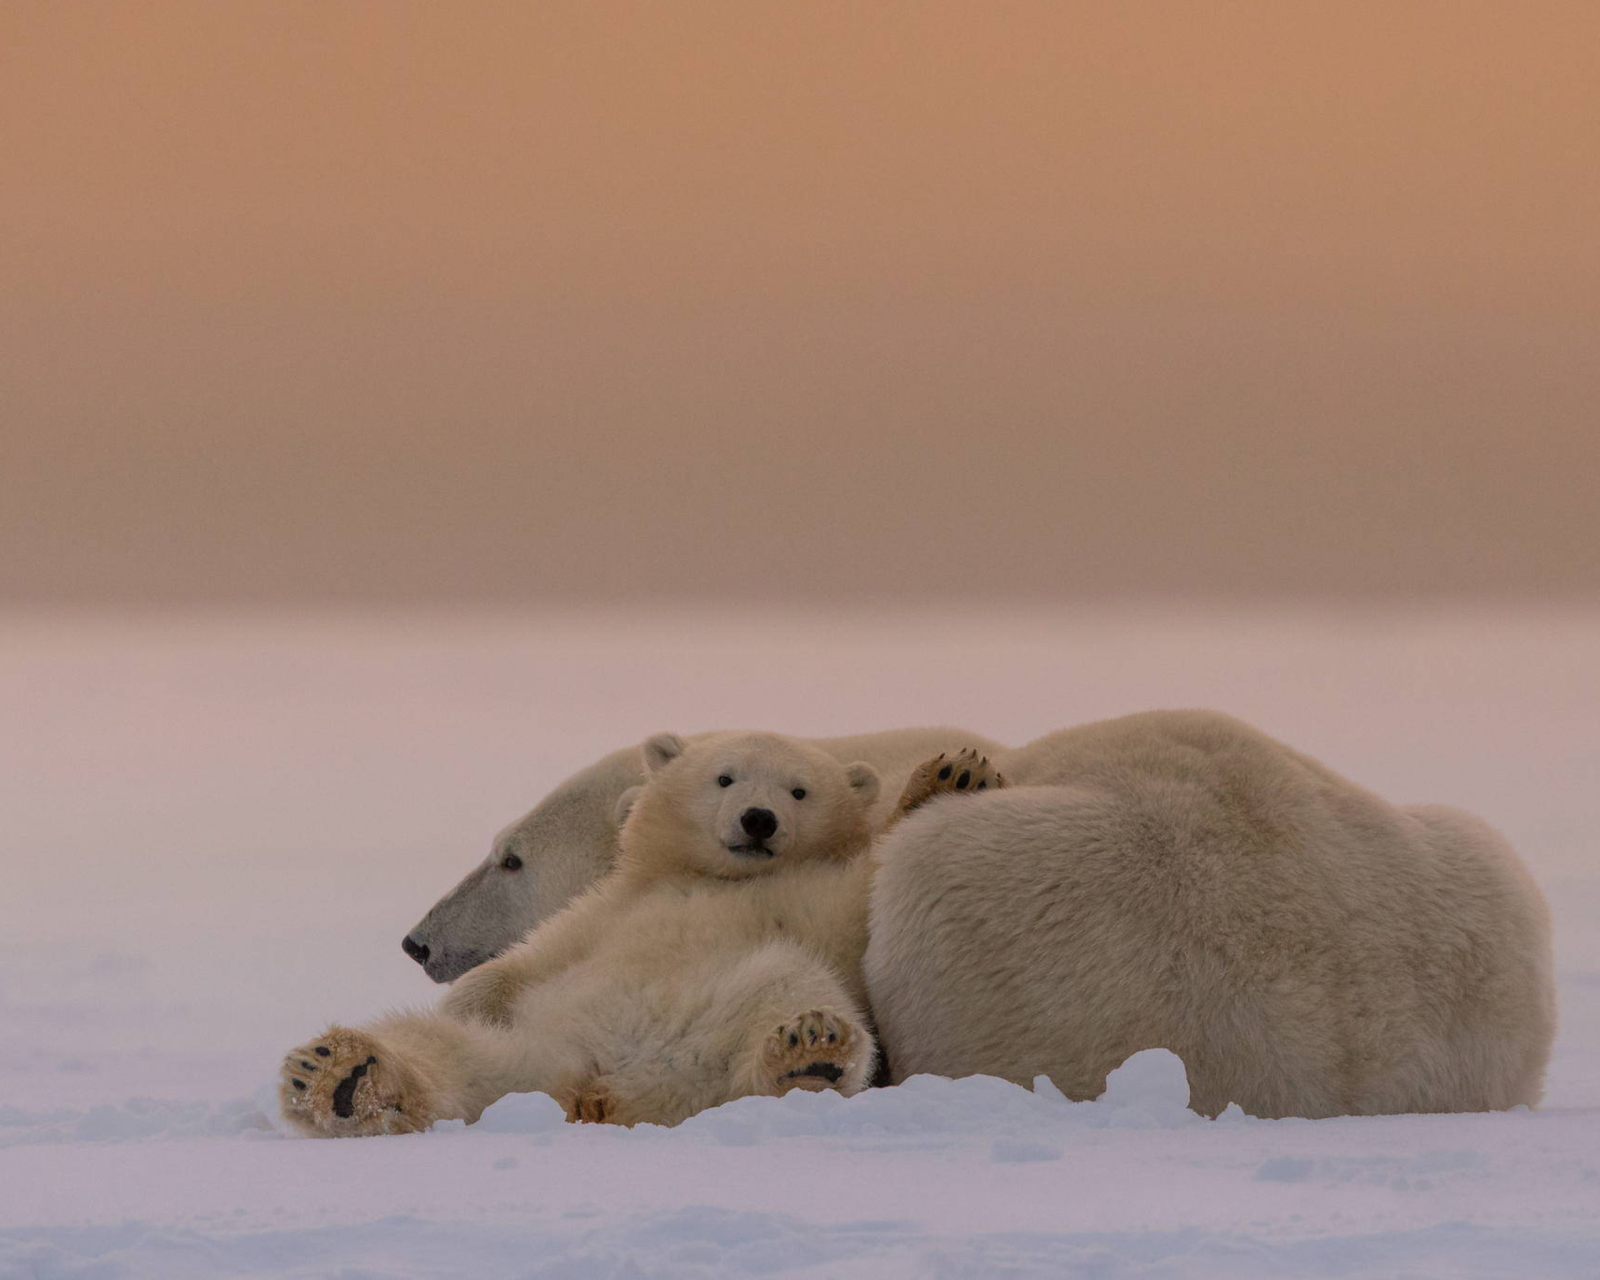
xmin=279 ymin=732 xmax=991 ymax=1135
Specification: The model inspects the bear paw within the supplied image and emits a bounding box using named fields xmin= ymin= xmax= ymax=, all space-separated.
xmin=759 ymin=1009 xmax=866 ymax=1095
xmin=560 ymin=1081 xmax=626 ymax=1126
xmin=893 ymin=747 xmax=1006 ymax=822
xmin=279 ymin=1027 xmax=429 ymax=1138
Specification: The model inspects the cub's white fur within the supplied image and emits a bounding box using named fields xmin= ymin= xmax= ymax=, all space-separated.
xmin=867 ymin=710 xmax=1555 ymax=1116
xmin=405 ymin=727 xmax=1003 ymax=982
xmin=280 ymin=733 xmax=889 ymax=1135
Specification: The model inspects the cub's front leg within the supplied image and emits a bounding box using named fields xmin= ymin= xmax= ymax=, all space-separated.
xmin=440 ymin=956 xmax=528 ymax=1028
xmin=442 ymin=888 xmax=617 ymax=1026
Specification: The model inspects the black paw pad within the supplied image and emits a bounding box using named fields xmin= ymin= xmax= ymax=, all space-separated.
xmin=956 ymin=770 xmax=971 ymax=789
xmin=314 ymin=1046 xmax=331 ymax=1057
xmin=330 ymin=1057 xmax=377 ymax=1119
xmin=937 ymin=764 xmax=953 ymax=780
xmin=291 ymin=1078 xmax=307 ymax=1091
xmin=787 ymin=1062 xmax=845 ymax=1084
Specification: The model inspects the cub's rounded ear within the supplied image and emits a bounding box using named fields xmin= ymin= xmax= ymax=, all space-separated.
xmin=641 ymin=733 xmax=687 ymax=774
xmin=844 ymin=762 xmax=880 ymax=808
xmin=613 ymin=785 xmax=644 ymax=827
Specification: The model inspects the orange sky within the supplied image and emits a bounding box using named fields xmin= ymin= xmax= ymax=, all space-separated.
xmin=3 ymin=1 xmax=1597 ymax=604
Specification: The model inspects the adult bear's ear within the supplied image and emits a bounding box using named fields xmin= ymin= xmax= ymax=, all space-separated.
xmin=845 ymin=762 xmax=880 ymax=808
xmin=613 ymin=785 xmax=644 ymax=827
xmin=641 ymin=733 xmax=686 ymax=774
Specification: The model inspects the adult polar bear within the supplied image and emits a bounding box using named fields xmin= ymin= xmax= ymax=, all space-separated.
xmin=404 ymin=712 xmax=1555 ymax=1117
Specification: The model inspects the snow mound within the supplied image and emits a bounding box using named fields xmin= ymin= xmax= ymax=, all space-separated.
xmin=0 ymin=1095 xmax=272 ymax=1148
xmin=1093 ymin=1048 xmax=1204 ymax=1129
xmin=473 ymin=1089 xmax=568 ymax=1135
xmin=674 ymin=1052 xmax=1204 ymax=1149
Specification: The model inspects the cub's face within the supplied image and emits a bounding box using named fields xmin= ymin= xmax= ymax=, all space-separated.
xmin=621 ymin=732 xmax=879 ymax=879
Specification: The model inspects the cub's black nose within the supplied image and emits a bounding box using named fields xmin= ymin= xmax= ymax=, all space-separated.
xmin=740 ymin=808 xmax=778 ymax=841
xmin=401 ymin=935 xmax=431 ymax=966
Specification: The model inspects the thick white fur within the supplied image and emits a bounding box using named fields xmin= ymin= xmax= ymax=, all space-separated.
xmin=297 ymin=712 xmax=1553 ymax=1130
xmin=282 ymin=733 xmax=885 ymax=1134
xmin=406 ymin=727 xmax=1003 ymax=982
xmin=867 ymin=710 xmax=1555 ymax=1116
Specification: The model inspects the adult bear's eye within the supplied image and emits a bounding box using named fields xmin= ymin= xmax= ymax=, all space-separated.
xmin=501 ymin=853 xmax=523 ymax=871
xmin=717 ymin=775 xmax=733 ymax=787
xmin=791 ymin=788 xmax=806 ymax=800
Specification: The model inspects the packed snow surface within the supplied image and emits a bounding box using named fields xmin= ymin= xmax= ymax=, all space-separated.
xmin=2 ymin=607 xmax=1598 ymax=1278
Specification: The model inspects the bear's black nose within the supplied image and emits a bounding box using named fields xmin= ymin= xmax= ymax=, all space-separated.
xmin=401 ymin=934 xmax=431 ymax=966
xmin=740 ymin=808 xmax=778 ymax=841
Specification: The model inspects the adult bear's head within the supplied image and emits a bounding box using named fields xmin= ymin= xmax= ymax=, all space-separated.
xmin=399 ymin=742 xmax=650 ymax=982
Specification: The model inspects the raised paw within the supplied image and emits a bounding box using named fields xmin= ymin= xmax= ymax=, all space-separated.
xmin=892 ymin=747 xmax=1007 ymax=823
xmin=759 ymin=1009 xmax=869 ymax=1096
xmin=279 ymin=1027 xmax=430 ymax=1138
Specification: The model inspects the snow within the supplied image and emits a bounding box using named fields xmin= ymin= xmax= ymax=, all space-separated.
xmin=2 ymin=606 xmax=1598 ymax=1278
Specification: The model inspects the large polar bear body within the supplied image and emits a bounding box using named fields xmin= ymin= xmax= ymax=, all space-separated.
xmin=280 ymin=732 xmax=899 ymax=1136
xmin=407 ymin=711 xmax=1554 ymax=1118
xmin=868 ymin=711 xmax=1555 ymax=1116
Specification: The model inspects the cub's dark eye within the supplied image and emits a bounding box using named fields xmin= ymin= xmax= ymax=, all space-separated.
xmin=791 ymin=788 xmax=807 ymax=800
xmin=501 ymin=853 xmax=523 ymax=871
xmin=717 ymin=775 xmax=733 ymax=787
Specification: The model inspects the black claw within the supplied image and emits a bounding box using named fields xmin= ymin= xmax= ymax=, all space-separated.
xmin=314 ymin=1046 xmax=331 ymax=1057
xmin=956 ymin=770 xmax=970 ymax=789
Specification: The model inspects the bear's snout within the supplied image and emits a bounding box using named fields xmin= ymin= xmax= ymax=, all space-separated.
xmin=401 ymin=934 xmax=431 ymax=966
xmin=740 ymin=808 xmax=778 ymax=842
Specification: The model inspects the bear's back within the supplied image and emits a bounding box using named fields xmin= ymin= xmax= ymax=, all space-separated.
xmin=867 ymin=709 xmax=1553 ymax=1118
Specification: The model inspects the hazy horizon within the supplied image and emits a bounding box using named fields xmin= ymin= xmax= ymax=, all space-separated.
xmin=5 ymin=2 xmax=1597 ymax=607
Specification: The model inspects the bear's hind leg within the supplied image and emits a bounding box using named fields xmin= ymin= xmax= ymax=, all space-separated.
xmin=280 ymin=1026 xmax=434 ymax=1138
xmin=755 ymin=1009 xmax=868 ymax=1095
xmin=278 ymin=1011 xmax=539 ymax=1138
xmin=558 ymin=1078 xmax=633 ymax=1126
xmin=721 ymin=941 xmax=877 ymax=1102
